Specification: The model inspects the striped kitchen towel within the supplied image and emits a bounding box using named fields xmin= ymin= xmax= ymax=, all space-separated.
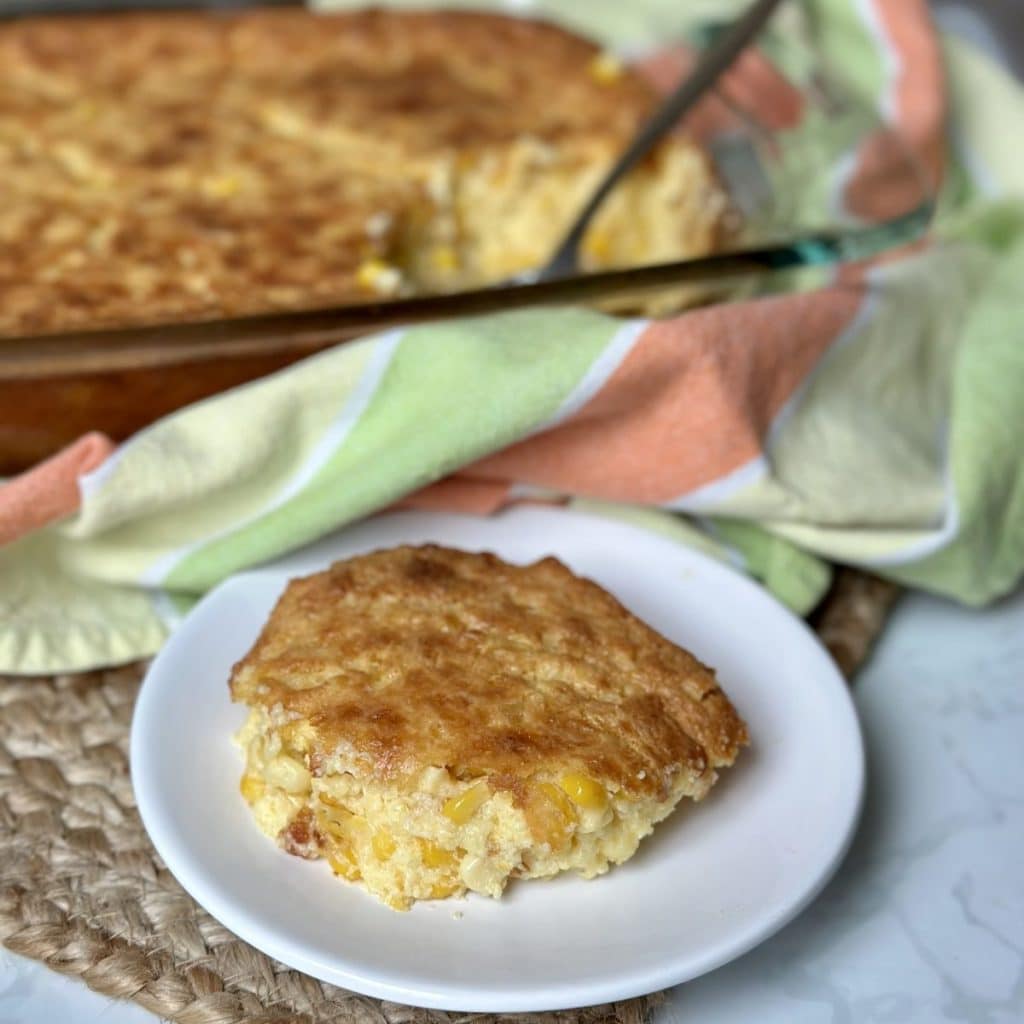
xmin=1 ymin=0 xmax=1023 ymax=673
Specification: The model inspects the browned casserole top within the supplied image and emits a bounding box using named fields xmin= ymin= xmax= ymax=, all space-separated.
xmin=0 ymin=8 xmax=664 ymax=335
xmin=229 ymin=545 xmax=748 ymax=800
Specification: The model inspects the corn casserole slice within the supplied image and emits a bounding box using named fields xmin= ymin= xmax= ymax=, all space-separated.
xmin=230 ymin=545 xmax=748 ymax=911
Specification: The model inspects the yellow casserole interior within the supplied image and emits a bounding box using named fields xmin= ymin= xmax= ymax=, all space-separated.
xmin=236 ymin=705 xmax=711 ymax=911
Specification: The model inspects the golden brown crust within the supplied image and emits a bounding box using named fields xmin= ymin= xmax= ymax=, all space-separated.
xmin=230 ymin=545 xmax=747 ymax=800
xmin=0 ymin=8 xmax=664 ymax=335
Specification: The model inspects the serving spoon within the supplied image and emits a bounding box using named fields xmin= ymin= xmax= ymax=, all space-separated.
xmin=516 ymin=0 xmax=786 ymax=285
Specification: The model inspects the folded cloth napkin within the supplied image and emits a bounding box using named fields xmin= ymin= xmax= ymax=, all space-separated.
xmin=2 ymin=0 xmax=1023 ymax=674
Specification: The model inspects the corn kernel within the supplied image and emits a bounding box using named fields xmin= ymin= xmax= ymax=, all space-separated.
xmin=265 ymin=754 xmax=310 ymax=794
xmin=443 ymin=782 xmax=489 ymax=825
xmin=364 ymin=210 xmax=393 ymax=238
xmin=428 ymin=880 xmax=460 ymax=899
xmin=355 ymin=258 xmax=403 ymax=295
xmin=279 ymin=720 xmax=316 ymax=755
xmin=202 ymin=174 xmax=239 ymax=198
xmin=588 ymin=51 xmax=624 ymax=84
xmin=460 ymin=853 xmax=496 ymax=891
xmin=318 ymin=815 xmax=346 ymax=841
xmin=316 ymin=802 xmax=352 ymax=840
xmin=430 ymin=245 xmax=459 ymax=273
xmin=582 ymin=229 xmax=613 ymax=261
xmin=239 ymin=774 xmax=265 ymax=804
xmin=528 ymin=782 xmax=576 ymax=850
xmin=261 ymin=101 xmax=306 ymax=138
xmin=539 ymin=782 xmax=577 ymax=821
xmin=419 ymin=840 xmax=457 ymax=870
xmin=327 ymin=847 xmax=360 ymax=881
xmin=371 ymin=829 xmax=397 ymax=861
xmin=418 ymin=765 xmax=448 ymax=795
xmin=319 ymin=807 xmax=362 ymax=880
xmin=348 ymin=814 xmax=371 ymax=839
xmin=559 ymin=773 xmax=608 ymax=811
xmin=54 ymin=141 xmax=98 ymax=181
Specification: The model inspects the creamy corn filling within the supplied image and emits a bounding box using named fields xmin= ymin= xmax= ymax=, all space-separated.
xmin=237 ymin=705 xmax=704 ymax=911
xmin=363 ymin=134 xmax=728 ymax=304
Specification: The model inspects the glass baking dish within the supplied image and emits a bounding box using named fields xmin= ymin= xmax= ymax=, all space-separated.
xmin=0 ymin=0 xmax=934 ymax=473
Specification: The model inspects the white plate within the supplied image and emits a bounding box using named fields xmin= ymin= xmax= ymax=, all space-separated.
xmin=131 ymin=506 xmax=863 ymax=1012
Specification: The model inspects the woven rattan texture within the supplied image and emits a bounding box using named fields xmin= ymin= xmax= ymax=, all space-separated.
xmin=0 ymin=569 xmax=897 ymax=1024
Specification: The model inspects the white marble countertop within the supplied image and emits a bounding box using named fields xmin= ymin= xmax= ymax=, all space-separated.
xmin=3 ymin=585 xmax=1022 ymax=1023
xmin=659 ymin=586 xmax=1024 ymax=1024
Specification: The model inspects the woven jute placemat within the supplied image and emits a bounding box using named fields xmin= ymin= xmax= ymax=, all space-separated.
xmin=0 ymin=569 xmax=900 ymax=1024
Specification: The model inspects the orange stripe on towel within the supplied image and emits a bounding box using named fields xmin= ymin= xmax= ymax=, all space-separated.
xmin=399 ymin=477 xmax=512 ymax=515
xmin=0 ymin=432 xmax=116 ymax=546
xmin=844 ymin=0 xmax=945 ymax=221
xmin=464 ymin=287 xmax=863 ymax=504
